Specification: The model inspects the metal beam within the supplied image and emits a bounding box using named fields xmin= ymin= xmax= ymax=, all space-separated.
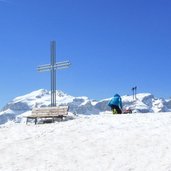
xmin=51 ymin=41 xmax=56 ymax=107
xmin=37 ymin=63 xmax=70 ymax=72
xmin=37 ymin=60 xmax=70 ymax=69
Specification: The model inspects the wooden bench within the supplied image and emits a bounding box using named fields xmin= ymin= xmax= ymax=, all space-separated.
xmin=26 ymin=106 xmax=69 ymax=124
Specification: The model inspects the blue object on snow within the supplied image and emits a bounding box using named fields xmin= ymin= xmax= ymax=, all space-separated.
xmin=108 ymin=94 xmax=122 ymax=109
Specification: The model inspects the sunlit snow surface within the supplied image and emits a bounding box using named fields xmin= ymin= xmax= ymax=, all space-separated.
xmin=0 ymin=112 xmax=171 ymax=171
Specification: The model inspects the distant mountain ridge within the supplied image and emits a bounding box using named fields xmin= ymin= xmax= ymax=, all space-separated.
xmin=0 ymin=89 xmax=171 ymax=124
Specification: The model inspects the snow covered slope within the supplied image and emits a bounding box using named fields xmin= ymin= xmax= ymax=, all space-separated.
xmin=0 ymin=89 xmax=171 ymax=124
xmin=122 ymin=93 xmax=171 ymax=113
xmin=0 ymin=112 xmax=171 ymax=171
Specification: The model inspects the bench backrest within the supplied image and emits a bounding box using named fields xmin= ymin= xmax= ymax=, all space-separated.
xmin=32 ymin=106 xmax=69 ymax=116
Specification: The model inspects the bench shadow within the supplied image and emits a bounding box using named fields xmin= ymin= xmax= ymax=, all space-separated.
xmin=35 ymin=115 xmax=76 ymax=124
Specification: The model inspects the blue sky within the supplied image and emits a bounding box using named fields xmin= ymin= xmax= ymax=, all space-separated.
xmin=0 ymin=0 xmax=171 ymax=108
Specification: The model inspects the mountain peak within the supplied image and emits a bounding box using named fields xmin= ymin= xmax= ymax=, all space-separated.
xmin=0 ymin=90 xmax=171 ymax=125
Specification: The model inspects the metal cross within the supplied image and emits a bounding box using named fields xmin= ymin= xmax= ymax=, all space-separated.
xmin=37 ymin=41 xmax=71 ymax=107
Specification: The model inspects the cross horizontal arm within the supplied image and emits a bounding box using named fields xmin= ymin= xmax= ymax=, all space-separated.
xmin=38 ymin=66 xmax=70 ymax=72
xmin=37 ymin=61 xmax=70 ymax=70
xmin=37 ymin=62 xmax=71 ymax=72
xmin=37 ymin=60 xmax=70 ymax=69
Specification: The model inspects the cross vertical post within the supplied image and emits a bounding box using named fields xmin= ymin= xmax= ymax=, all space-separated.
xmin=51 ymin=41 xmax=56 ymax=107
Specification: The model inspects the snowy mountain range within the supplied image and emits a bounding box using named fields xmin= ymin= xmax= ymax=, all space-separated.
xmin=0 ymin=89 xmax=171 ymax=124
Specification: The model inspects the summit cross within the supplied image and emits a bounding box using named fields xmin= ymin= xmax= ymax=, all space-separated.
xmin=37 ymin=41 xmax=71 ymax=107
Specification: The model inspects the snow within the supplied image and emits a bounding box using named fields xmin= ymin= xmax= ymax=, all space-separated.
xmin=1 ymin=89 xmax=171 ymax=125
xmin=1 ymin=112 xmax=171 ymax=171
xmin=11 ymin=89 xmax=74 ymax=109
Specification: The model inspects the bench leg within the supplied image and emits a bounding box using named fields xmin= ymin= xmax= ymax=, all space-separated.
xmin=58 ymin=115 xmax=63 ymax=121
xmin=35 ymin=118 xmax=37 ymax=124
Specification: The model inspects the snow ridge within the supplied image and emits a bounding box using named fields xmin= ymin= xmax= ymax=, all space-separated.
xmin=0 ymin=89 xmax=171 ymax=124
